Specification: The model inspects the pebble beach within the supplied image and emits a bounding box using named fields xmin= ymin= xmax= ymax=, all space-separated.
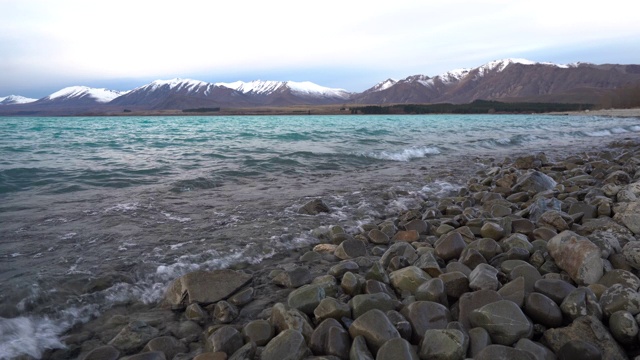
xmin=35 ymin=132 xmax=640 ymax=360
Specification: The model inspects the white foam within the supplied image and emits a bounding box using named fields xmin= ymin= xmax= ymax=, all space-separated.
xmin=611 ymin=127 xmax=629 ymax=134
xmin=584 ymin=130 xmax=612 ymax=137
xmin=496 ymin=138 xmax=511 ymax=145
xmin=104 ymin=202 xmax=139 ymax=213
xmin=631 ymin=126 xmax=640 ymax=132
xmin=162 ymin=212 xmax=192 ymax=223
xmin=0 ymin=316 xmax=66 ymax=358
xmin=365 ymin=147 xmax=441 ymax=161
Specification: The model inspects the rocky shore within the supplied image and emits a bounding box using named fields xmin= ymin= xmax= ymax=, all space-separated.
xmin=44 ymin=138 xmax=640 ymax=360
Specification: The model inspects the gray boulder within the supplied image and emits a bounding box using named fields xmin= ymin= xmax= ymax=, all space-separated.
xmin=547 ymin=231 xmax=603 ymax=285
xmin=163 ymin=270 xmax=252 ymax=308
xmin=469 ymin=300 xmax=533 ymax=345
xmin=419 ymin=329 xmax=468 ymax=360
xmin=261 ymin=329 xmax=311 ymax=360
xmin=348 ymin=309 xmax=400 ymax=354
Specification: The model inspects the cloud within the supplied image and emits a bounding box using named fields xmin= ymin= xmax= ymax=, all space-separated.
xmin=1 ymin=0 xmax=639 ymax=97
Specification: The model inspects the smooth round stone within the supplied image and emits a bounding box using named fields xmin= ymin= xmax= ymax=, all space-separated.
xmin=380 ymin=242 xmax=418 ymax=268
xmin=334 ymin=239 xmax=368 ymax=260
xmin=560 ymin=287 xmax=603 ymax=320
xmin=328 ymin=261 xmax=359 ymax=279
xmin=121 ymin=351 xmax=166 ymax=360
xmin=460 ymin=248 xmax=487 ymax=270
xmin=142 ymin=336 xmax=187 ymax=360
xmin=365 ymin=262 xmax=389 ymax=283
xmin=392 ymin=229 xmax=420 ymax=243
xmin=439 ymin=271 xmax=469 ymax=299
xmin=368 ymin=229 xmax=390 ymax=245
xmin=498 ymin=274 xmax=525 ymax=307
xmin=205 ymin=326 xmax=243 ymax=356
xmin=341 ymin=271 xmax=362 ymax=296
xmin=228 ymin=287 xmax=254 ymax=306
xmin=469 ymin=300 xmax=533 ymax=345
xmin=300 ymin=251 xmax=322 ymax=262
xmin=608 ymin=310 xmax=639 ymax=345
xmin=377 ymin=338 xmax=419 ymax=360
xmin=458 ymin=289 xmax=502 ymax=330
xmin=81 ymin=345 xmax=120 ymax=360
xmin=532 ymin=227 xmax=557 ymax=241
xmin=272 ymin=267 xmax=312 ymax=288
xmin=213 ymin=301 xmax=238 ymax=323
xmin=350 ymin=293 xmax=395 ymax=319
xmin=469 ymin=263 xmax=500 ymax=291
xmin=622 ymin=241 xmax=640 ymax=270
xmin=501 ymin=233 xmax=533 ymax=253
xmin=386 ymin=310 xmax=412 ymax=341
xmin=309 ymin=318 xmax=350 ymax=359
xmin=445 ymin=262 xmax=471 ymax=277
xmin=597 ymin=269 xmax=640 ymax=290
xmin=415 ymin=278 xmax=447 ymax=306
xmin=475 ymin=344 xmax=537 ymax=360
xmin=419 ymin=329 xmax=468 ymax=360
xmin=556 ymin=340 xmax=602 ymax=360
xmin=434 ymin=232 xmax=467 ymax=261
xmin=510 ymin=264 xmax=542 ymax=295
xmin=524 ymin=292 xmax=563 ymax=328
xmin=599 ymin=284 xmax=640 ymax=317
xmin=185 ymin=303 xmax=207 ymax=322
xmin=468 ymin=327 xmax=491 ymax=358
xmin=533 ymin=279 xmax=576 ymax=305
xmin=403 ymin=218 xmax=430 ymax=235
xmin=261 ymin=329 xmax=311 ymax=360
xmin=475 ymin=238 xmax=502 ymax=260
xmin=414 ymin=252 xmax=443 ymax=277
xmin=348 ymin=309 xmax=400 ymax=354
xmin=515 ymin=339 xmax=556 ymax=360
xmin=314 ymin=297 xmax=351 ymax=322
xmin=364 ymin=279 xmax=397 ymax=299
xmin=389 ymin=266 xmax=431 ymax=295
xmin=400 ymin=301 xmax=451 ymax=343
xmin=480 ymin=222 xmax=505 ymax=241
xmin=241 ymin=319 xmax=274 ymax=346
xmin=349 ymin=335 xmax=374 ymax=360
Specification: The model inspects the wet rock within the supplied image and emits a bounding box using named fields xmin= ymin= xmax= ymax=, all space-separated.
xmin=469 ymin=300 xmax=533 ymax=345
xmin=468 ymin=327 xmax=492 ymax=358
xmin=513 ymin=171 xmax=557 ymax=194
xmin=510 ymin=264 xmax=542 ymax=295
xmin=604 ymin=170 xmax=631 ymax=185
xmin=622 ymin=241 xmax=640 ymax=270
xmin=560 ymin=287 xmax=602 ymax=321
xmin=81 ymin=345 xmax=120 ymax=360
xmin=367 ymin=229 xmax=390 ymax=245
xmin=228 ymin=342 xmax=256 ymax=360
xmin=313 ymin=298 xmax=351 ymax=324
xmin=349 ymin=336 xmax=374 ymax=360
xmin=415 ymin=278 xmax=448 ymax=306
xmin=608 ymin=310 xmax=639 ymax=345
xmin=120 ymin=352 xmax=166 ymax=360
xmin=335 ymin=239 xmax=368 ymax=260
xmin=402 ymin=218 xmax=430 ymax=235
xmin=434 ymin=232 xmax=467 ymax=261
xmin=480 ymin=222 xmax=505 ymax=241
xmin=613 ymin=202 xmax=640 ymax=235
xmin=261 ymin=329 xmax=311 ymax=360
xmin=309 ymin=318 xmax=350 ymax=358
xmin=376 ymin=338 xmax=418 ymax=360
xmin=365 ymin=262 xmax=389 ymax=283
xmin=400 ymin=301 xmax=451 ymax=343
xmin=340 ymin=271 xmax=362 ymax=296
xmin=142 ymin=336 xmax=186 ymax=360
xmin=469 ymin=263 xmax=500 ymax=291
xmin=205 ymin=325 xmax=244 ymax=356
xmin=273 ymin=267 xmax=312 ymax=288
xmin=514 ymin=338 xmax=556 ymax=360
xmin=474 ymin=344 xmax=537 ymax=360
xmin=287 ymin=284 xmax=326 ymax=315
xmin=380 ymin=242 xmax=417 ymax=268
xmin=350 ymin=293 xmax=395 ymax=319
xmin=299 ymin=199 xmax=330 ymax=215
xmin=163 ymin=270 xmax=252 ymax=308
xmin=185 ymin=303 xmax=208 ymax=323
xmin=543 ymin=316 xmax=626 ymax=360
xmin=439 ymin=271 xmax=470 ymax=299
xmin=348 ymin=309 xmax=400 ymax=354
xmin=212 ymin=301 xmax=238 ymax=323
xmin=413 ymin=252 xmax=443 ymax=277
xmin=108 ymin=321 xmax=159 ymax=355
xmin=392 ymin=230 xmax=420 ymax=243
xmin=241 ymin=319 xmax=274 ymax=346
xmin=597 ymin=269 xmax=640 ymax=290
xmin=556 ymin=340 xmax=601 ymax=360
xmin=386 ymin=310 xmax=412 ymax=341
xmin=328 ymin=261 xmax=359 ymax=279
xmin=525 ymin=293 xmax=563 ymax=328
xmin=533 ymin=279 xmax=576 ymax=305
xmin=475 ymin=238 xmax=502 ymax=260
xmin=364 ymin=279 xmax=397 ymax=299
xmin=537 ymin=211 xmax=570 ymax=232
xmin=270 ymin=303 xmax=314 ymax=341
xmin=547 ymin=231 xmax=603 ymax=285
xmin=457 ymin=289 xmax=502 ymax=330
xmin=419 ymin=329 xmax=468 ymax=360
xmin=599 ymin=283 xmax=640 ymax=317
xmin=389 ymin=266 xmax=431 ymax=295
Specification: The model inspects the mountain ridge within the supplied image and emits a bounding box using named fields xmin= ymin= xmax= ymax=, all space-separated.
xmin=2 ymin=58 xmax=640 ymax=115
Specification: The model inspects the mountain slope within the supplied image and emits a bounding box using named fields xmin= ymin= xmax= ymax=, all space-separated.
xmin=216 ymin=80 xmax=351 ymax=105
xmin=36 ymin=86 xmax=126 ymax=105
xmin=0 ymin=95 xmax=37 ymax=105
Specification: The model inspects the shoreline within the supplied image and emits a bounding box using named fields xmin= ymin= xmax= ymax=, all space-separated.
xmin=35 ymin=133 xmax=640 ymax=360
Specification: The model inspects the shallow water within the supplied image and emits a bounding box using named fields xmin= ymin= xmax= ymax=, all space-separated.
xmin=1 ymin=114 xmax=639 ymax=358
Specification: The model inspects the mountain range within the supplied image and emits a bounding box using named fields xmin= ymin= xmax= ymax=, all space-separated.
xmin=2 ymin=58 xmax=639 ymax=115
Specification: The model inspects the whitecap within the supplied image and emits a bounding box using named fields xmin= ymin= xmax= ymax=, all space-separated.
xmin=365 ymin=146 xmax=441 ymax=161
xmin=584 ymin=130 xmax=611 ymax=137
xmin=162 ymin=212 xmax=192 ymax=223
xmin=611 ymin=127 xmax=629 ymax=134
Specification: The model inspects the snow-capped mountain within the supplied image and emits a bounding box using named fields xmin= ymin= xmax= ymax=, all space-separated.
xmin=353 ymin=58 xmax=640 ymax=104
xmin=110 ymin=78 xmax=351 ymax=109
xmin=216 ymin=80 xmax=351 ymax=100
xmin=0 ymin=95 xmax=37 ymax=105
xmin=38 ymin=86 xmax=127 ymax=105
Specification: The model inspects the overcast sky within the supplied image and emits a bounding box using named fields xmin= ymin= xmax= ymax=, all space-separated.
xmin=2 ymin=0 xmax=639 ymax=98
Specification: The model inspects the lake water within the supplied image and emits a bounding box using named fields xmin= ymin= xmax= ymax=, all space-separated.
xmin=1 ymin=114 xmax=639 ymax=358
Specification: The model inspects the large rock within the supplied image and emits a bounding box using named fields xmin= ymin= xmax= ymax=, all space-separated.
xmin=598 ymin=283 xmax=640 ymax=317
xmin=469 ymin=263 xmax=500 ymax=291
xmin=622 ymin=241 xmax=640 ymax=270
xmin=205 ymin=326 xmax=243 ymax=356
xmin=163 ymin=270 xmax=252 ymax=308
xmin=389 ymin=266 xmax=431 ymax=295
xmin=512 ymin=171 xmax=557 ymax=194
xmin=474 ymin=344 xmax=537 ymax=360
xmin=613 ymin=201 xmax=640 ymax=235
xmin=273 ymin=267 xmax=312 ymax=288
xmin=270 ymin=303 xmax=314 ymax=342
xmin=376 ymin=338 xmax=419 ymax=360
xmin=469 ymin=300 xmax=533 ymax=345
xmin=547 ymin=231 xmax=603 ymax=285
xmin=350 ymin=293 xmax=395 ymax=319
xmin=400 ymin=301 xmax=451 ymax=343
xmin=241 ymin=319 xmax=274 ymax=346
xmin=542 ymin=316 xmax=627 ymax=360
xmin=334 ymin=239 xmax=368 ymax=260
xmin=298 ymin=199 xmax=330 ymax=215
xmin=314 ymin=297 xmax=351 ymax=322
xmin=287 ymin=284 xmax=326 ymax=315
xmin=348 ymin=309 xmax=400 ymax=354
xmin=108 ymin=321 xmax=159 ymax=355
xmin=560 ymin=287 xmax=602 ymax=321
xmin=309 ymin=318 xmax=350 ymax=359
xmin=142 ymin=336 xmax=187 ymax=360
xmin=261 ymin=329 xmax=311 ymax=360
xmin=419 ymin=329 xmax=468 ymax=360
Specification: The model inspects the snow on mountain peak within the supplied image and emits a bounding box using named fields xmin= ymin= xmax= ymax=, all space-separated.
xmin=146 ymin=78 xmax=209 ymax=91
xmin=436 ymin=68 xmax=472 ymax=83
xmin=216 ymin=80 xmax=283 ymax=95
xmin=217 ymin=80 xmax=350 ymax=98
xmin=286 ymin=81 xmax=350 ymax=98
xmin=0 ymin=95 xmax=37 ymax=105
xmin=46 ymin=86 xmax=124 ymax=103
xmin=371 ymin=79 xmax=398 ymax=92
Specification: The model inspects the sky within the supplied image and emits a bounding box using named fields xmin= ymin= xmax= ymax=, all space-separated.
xmin=1 ymin=0 xmax=639 ymax=98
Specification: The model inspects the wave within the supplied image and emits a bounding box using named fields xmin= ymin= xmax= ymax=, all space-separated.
xmin=363 ymin=146 xmax=441 ymax=161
